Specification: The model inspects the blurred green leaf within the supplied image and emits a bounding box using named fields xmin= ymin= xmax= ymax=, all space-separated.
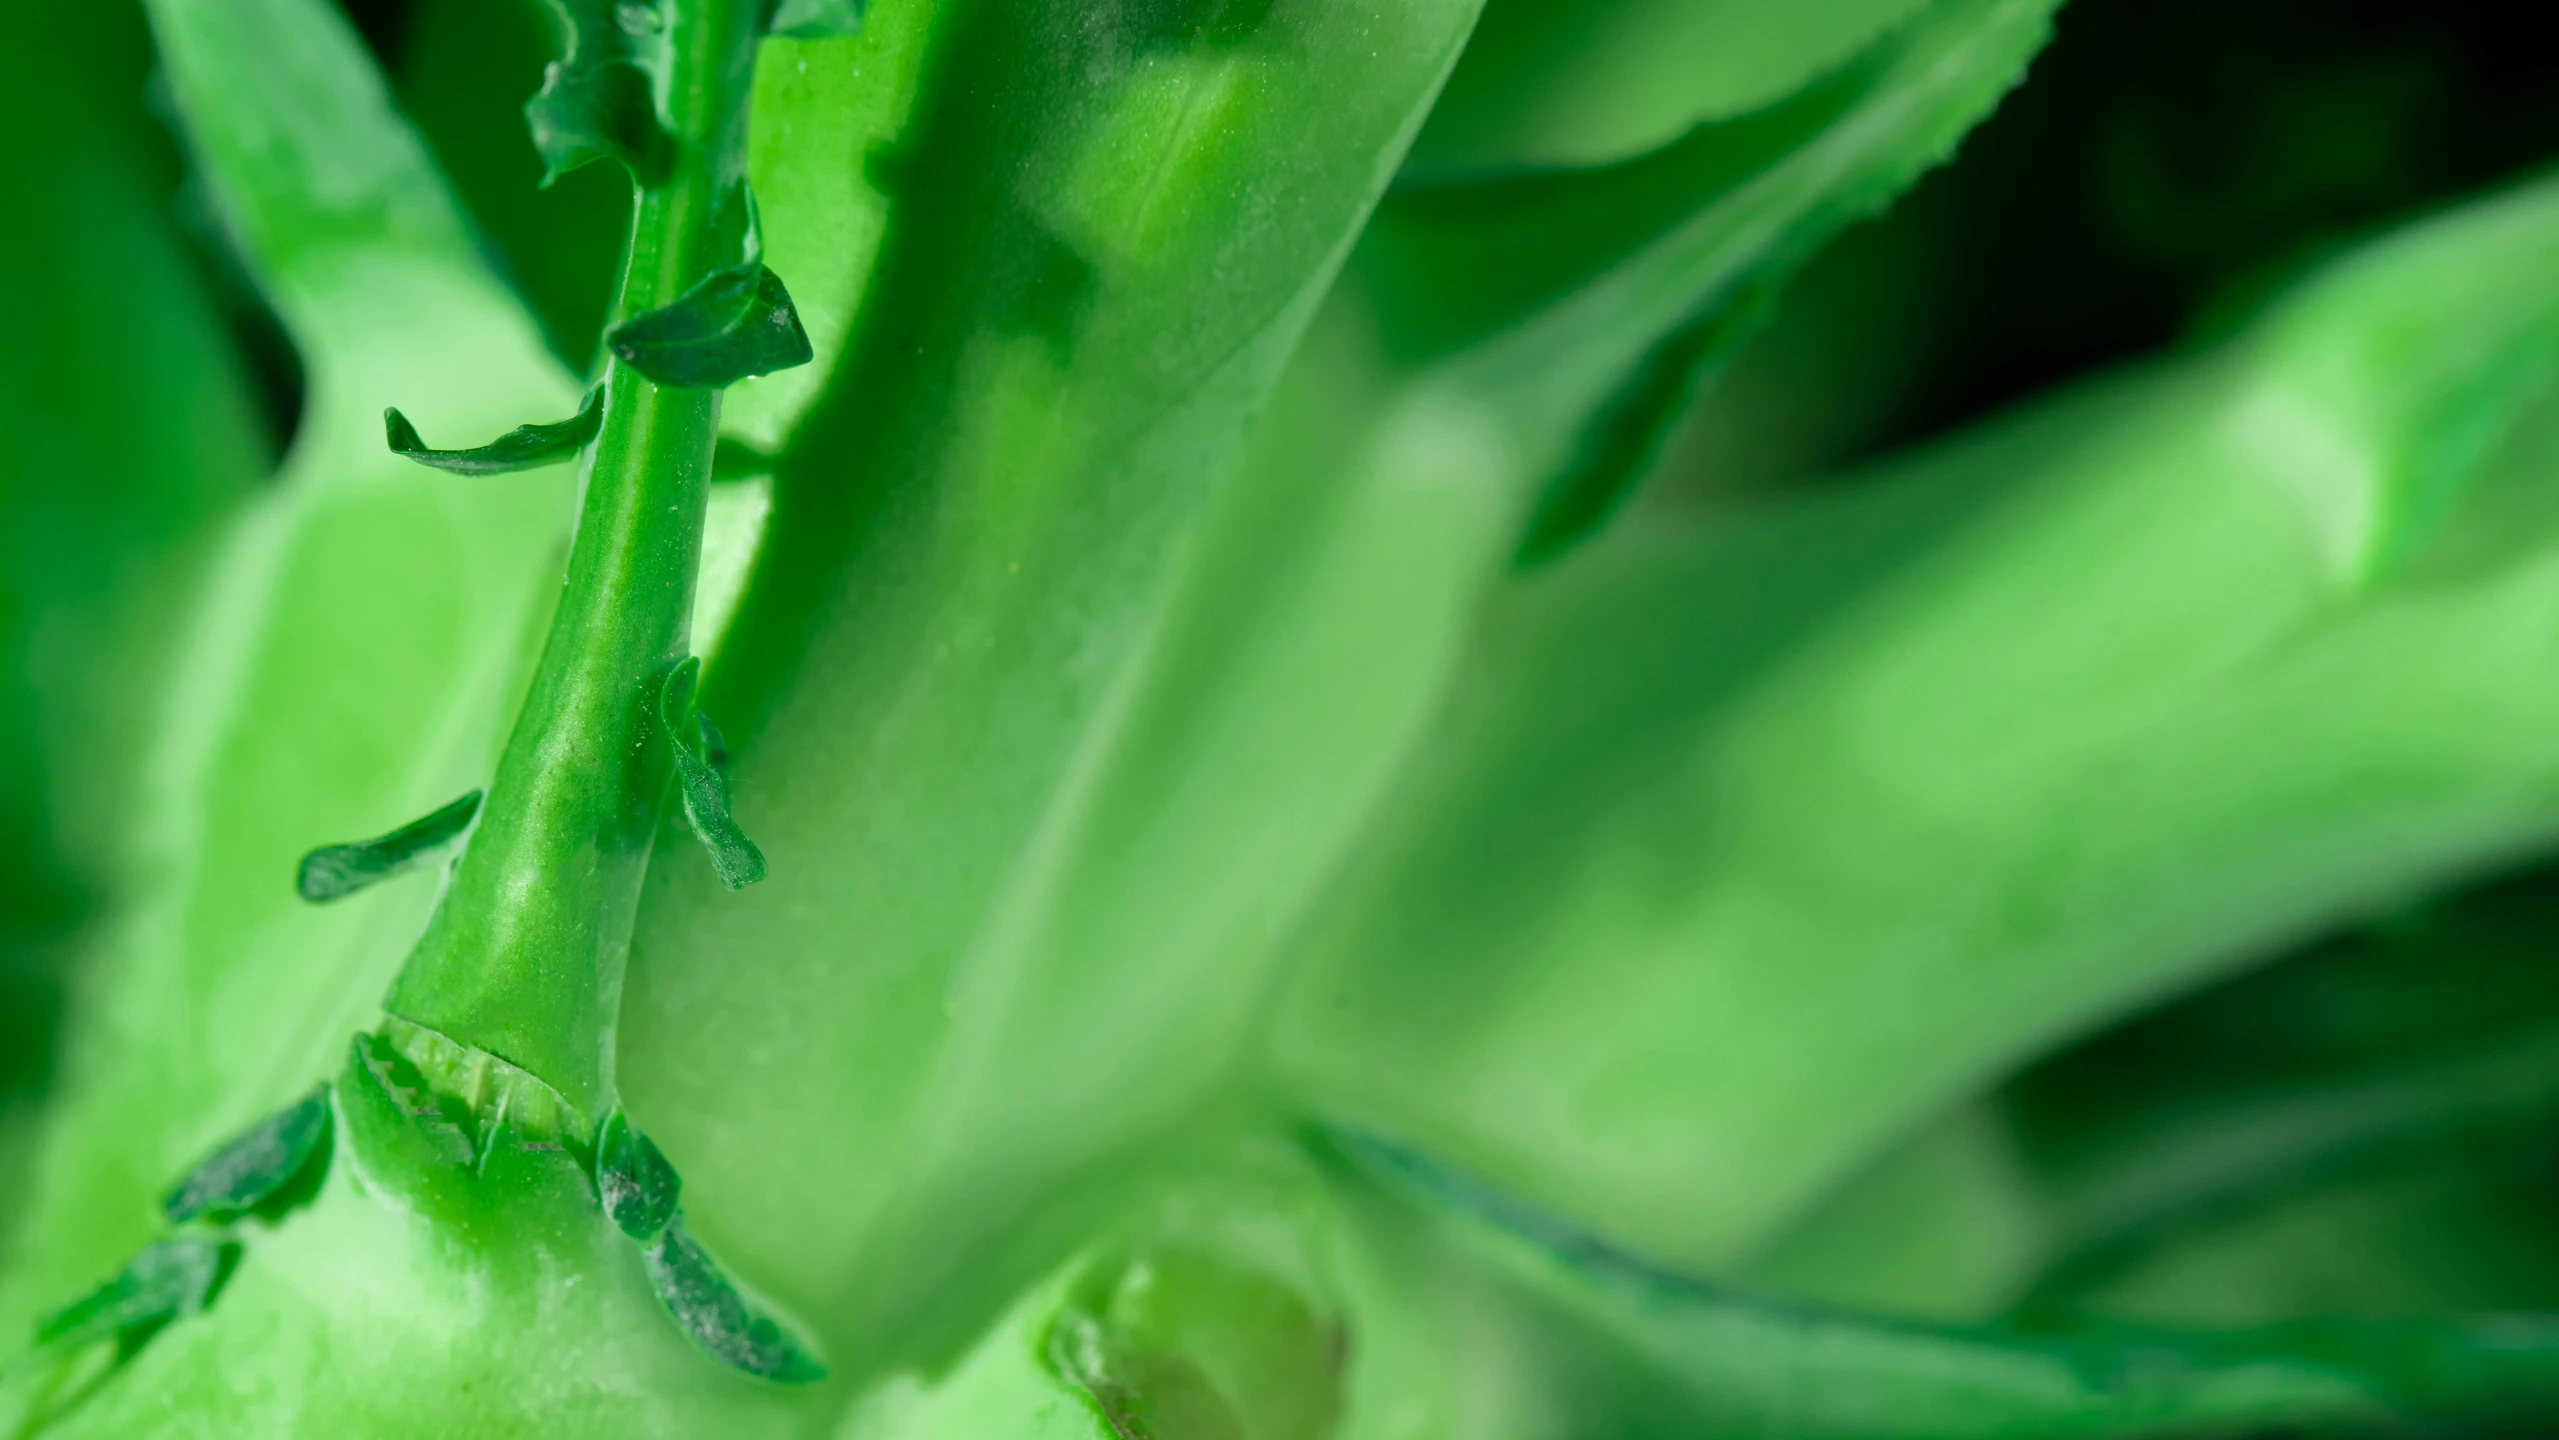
xmin=1753 ymin=858 xmax=2559 ymax=1322
xmin=1407 ymin=0 xmax=1934 ymax=176
xmin=619 ymin=0 xmax=1487 ymax=1372
xmin=1267 ymin=171 xmax=2559 ymax=1275
xmin=0 ymin=0 xmax=270 ymax=1239
xmin=0 ymin=0 xmax=580 ymax=1347
xmin=1339 ymin=1131 xmax=2559 ymax=1439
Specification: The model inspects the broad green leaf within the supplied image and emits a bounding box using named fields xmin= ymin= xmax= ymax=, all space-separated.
xmin=383 ymin=387 xmax=604 ymax=474
xmin=0 ymin=0 xmax=579 ymax=1347
xmin=618 ymin=0 xmax=1486 ymax=1368
xmin=1266 ymin=171 xmax=2559 ymax=1273
xmin=0 ymin=0 xmax=268 ymax=1255
xmin=719 ymin=1 xmax=946 ymax=451
xmin=1407 ymin=0 xmax=1935 ymax=177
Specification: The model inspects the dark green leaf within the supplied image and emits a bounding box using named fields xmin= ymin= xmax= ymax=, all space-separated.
xmin=294 ymin=789 xmax=484 ymax=903
xmin=656 ymin=658 xmax=765 ymax=888
xmin=642 ymin=1215 xmax=825 ymax=1382
xmin=766 ymin=0 xmax=865 ymax=39
xmin=525 ymin=0 xmax=674 ymax=187
xmin=596 ymin=1109 xmax=681 ymax=1241
xmin=383 ymin=385 xmax=604 ymax=475
xmin=607 ymin=263 xmax=812 ymax=390
xmin=31 ymin=1237 xmax=239 ymax=1355
xmin=162 ymin=1083 xmax=333 ymax=1225
xmin=697 ymin=712 xmax=729 ymax=770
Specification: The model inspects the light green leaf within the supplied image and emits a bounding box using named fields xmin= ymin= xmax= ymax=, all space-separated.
xmin=1407 ymin=0 xmax=1935 ymax=176
xmin=767 ymin=0 xmax=865 ymax=40
xmin=0 ymin=0 xmax=268 ymax=1261
xmin=1 ymin=0 xmax=579 ymax=1344
xmin=1266 ymin=171 xmax=2559 ymax=1273
xmin=25 ymin=1161 xmax=823 ymax=1437
xmin=618 ymin=0 xmax=1488 ymax=1364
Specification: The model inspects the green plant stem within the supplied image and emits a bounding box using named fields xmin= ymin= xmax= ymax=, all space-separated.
xmin=383 ymin=0 xmax=765 ymax=1123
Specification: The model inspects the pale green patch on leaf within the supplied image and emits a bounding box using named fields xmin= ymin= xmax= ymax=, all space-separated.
xmin=162 ymin=1084 xmax=333 ymax=1225
xmin=383 ymin=386 xmax=604 ymax=476
xmin=526 ymin=0 xmax=675 ymax=187
xmin=607 ymin=264 xmax=813 ymax=389
xmin=642 ymin=1216 xmax=825 ymax=1383
xmin=294 ymin=789 xmax=484 ymax=903
xmin=767 ymin=0 xmax=866 ymax=40
xmin=656 ymin=657 xmax=765 ymax=889
xmin=1409 ymin=0 xmax=1932 ymax=176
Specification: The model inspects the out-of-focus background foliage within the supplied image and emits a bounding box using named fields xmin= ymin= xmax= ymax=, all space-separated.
xmin=12 ymin=0 xmax=2559 ymax=1415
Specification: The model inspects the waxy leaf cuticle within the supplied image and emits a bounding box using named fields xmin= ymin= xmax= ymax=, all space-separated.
xmin=384 ymin=386 xmax=605 ymax=475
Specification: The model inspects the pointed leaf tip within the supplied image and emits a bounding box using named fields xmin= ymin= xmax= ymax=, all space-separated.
xmin=163 ymin=1083 xmax=334 ymax=1225
xmin=658 ymin=659 xmax=767 ymax=888
xmin=384 ymin=387 xmax=605 ymax=475
xmin=296 ymin=789 xmax=484 ymax=902
xmin=643 ymin=1216 xmax=826 ymax=1382
xmin=608 ymin=264 xmax=813 ymax=390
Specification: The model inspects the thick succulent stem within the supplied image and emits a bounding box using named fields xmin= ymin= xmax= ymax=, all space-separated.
xmin=383 ymin=0 xmax=767 ymax=1123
